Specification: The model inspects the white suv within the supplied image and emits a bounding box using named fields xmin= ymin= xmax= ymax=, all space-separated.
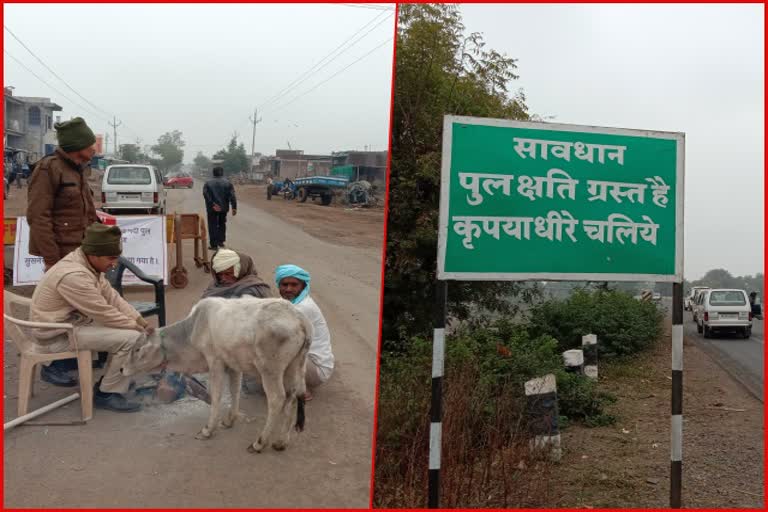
xmin=691 ymin=287 xmax=711 ymax=322
xmin=685 ymin=286 xmax=710 ymax=311
xmin=101 ymin=164 xmax=166 ymax=214
xmin=695 ymin=289 xmax=753 ymax=339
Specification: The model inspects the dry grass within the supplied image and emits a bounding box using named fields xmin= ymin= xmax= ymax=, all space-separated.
xmin=373 ymin=363 xmax=553 ymax=508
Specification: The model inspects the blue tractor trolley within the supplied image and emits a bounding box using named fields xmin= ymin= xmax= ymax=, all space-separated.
xmin=293 ymin=175 xmax=350 ymax=206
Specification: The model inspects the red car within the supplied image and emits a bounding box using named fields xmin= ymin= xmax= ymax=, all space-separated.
xmin=164 ymin=172 xmax=193 ymax=189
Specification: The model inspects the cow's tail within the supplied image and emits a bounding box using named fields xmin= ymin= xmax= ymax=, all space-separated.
xmin=296 ymin=395 xmax=306 ymax=432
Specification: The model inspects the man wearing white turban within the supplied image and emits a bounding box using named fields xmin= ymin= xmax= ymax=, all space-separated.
xmin=203 ymin=249 xmax=272 ymax=299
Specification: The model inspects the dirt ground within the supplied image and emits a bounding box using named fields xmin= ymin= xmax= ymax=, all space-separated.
xmin=548 ymin=318 xmax=764 ymax=508
xmin=234 ymin=184 xmax=385 ymax=251
xmin=3 ymin=181 xmax=384 ymax=507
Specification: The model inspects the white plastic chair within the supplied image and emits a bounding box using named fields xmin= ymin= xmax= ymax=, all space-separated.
xmin=3 ymin=291 xmax=93 ymax=421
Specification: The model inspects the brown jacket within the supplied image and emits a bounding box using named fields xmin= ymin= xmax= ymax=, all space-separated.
xmin=30 ymin=248 xmax=147 ymax=343
xmin=27 ymin=148 xmax=100 ymax=266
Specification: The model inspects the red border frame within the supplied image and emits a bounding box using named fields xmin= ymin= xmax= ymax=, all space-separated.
xmin=2 ymin=2 xmax=767 ymax=512
xmin=369 ymin=2 xmax=399 ymax=508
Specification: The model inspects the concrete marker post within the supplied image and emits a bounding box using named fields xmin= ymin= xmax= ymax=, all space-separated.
xmin=563 ymin=349 xmax=584 ymax=374
xmin=524 ymin=373 xmax=561 ymax=462
xmin=582 ymin=334 xmax=598 ymax=380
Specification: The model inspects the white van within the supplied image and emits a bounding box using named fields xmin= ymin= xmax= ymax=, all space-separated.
xmin=101 ymin=164 xmax=166 ymax=214
xmin=685 ymin=286 xmax=710 ymax=311
xmin=695 ymin=289 xmax=753 ymax=339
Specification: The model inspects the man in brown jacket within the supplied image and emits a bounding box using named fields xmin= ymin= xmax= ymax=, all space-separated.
xmin=31 ymin=224 xmax=151 ymax=412
xmin=27 ymin=117 xmax=101 ymax=386
xmin=27 ymin=116 xmax=100 ymax=270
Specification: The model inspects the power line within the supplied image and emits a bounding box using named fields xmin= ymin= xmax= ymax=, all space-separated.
xmin=258 ymin=9 xmax=392 ymax=110
xmin=4 ymin=49 xmax=111 ymax=124
xmin=4 ymin=25 xmax=114 ymax=119
xmin=267 ymin=37 xmax=393 ymax=115
xmin=4 ymin=25 xmax=143 ymax=141
xmin=337 ymin=3 xmax=395 ymax=11
xmin=258 ymin=9 xmax=389 ymax=109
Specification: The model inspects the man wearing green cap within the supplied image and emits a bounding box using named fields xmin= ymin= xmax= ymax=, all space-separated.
xmin=30 ymin=223 xmax=153 ymax=412
xmin=27 ymin=117 xmax=100 ymax=271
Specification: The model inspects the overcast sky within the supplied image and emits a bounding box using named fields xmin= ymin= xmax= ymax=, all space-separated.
xmin=4 ymin=3 xmax=394 ymax=159
xmin=460 ymin=3 xmax=764 ymax=280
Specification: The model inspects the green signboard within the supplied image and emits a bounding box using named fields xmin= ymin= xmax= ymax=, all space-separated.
xmin=438 ymin=116 xmax=684 ymax=282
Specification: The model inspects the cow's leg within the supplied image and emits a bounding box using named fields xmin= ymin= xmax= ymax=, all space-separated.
xmin=271 ymin=392 xmax=298 ymax=452
xmin=196 ymin=361 xmax=226 ymax=440
xmin=272 ymin=350 xmax=308 ymax=449
xmin=247 ymin=369 xmax=285 ymax=453
xmin=222 ymin=369 xmax=244 ymax=429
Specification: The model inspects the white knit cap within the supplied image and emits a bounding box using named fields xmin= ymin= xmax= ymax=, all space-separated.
xmin=212 ymin=249 xmax=241 ymax=277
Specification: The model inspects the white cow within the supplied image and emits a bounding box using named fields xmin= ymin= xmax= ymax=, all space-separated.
xmin=122 ymin=297 xmax=312 ymax=452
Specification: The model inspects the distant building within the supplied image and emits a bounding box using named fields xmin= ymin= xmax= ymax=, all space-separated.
xmin=4 ymin=86 xmax=63 ymax=162
xmin=255 ymin=148 xmax=388 ymax=185
xmin=331 ymin=150 xmax=388 ymax=187
xmin=264 ymin=149 xmax=333 ymax=179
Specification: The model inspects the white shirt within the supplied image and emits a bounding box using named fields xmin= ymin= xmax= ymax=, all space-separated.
xmin=295 ymin=296 xmax=334 ymax=382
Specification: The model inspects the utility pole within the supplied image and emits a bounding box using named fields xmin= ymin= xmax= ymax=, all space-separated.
xmin=105 ymin=133 xmax=110 ymax=155
xmin=249 ymin=107 xmax=262 ymax=172
xmin=108 ymin=116 xmax=122 ymax=157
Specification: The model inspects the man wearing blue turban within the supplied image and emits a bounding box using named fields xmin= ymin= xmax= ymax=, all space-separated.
xmin=275 ymin=264 xmax=334 ymax=401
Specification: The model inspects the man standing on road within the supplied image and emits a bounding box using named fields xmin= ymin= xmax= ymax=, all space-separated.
xmin=275 ymin=264 xmax=334 ymax=401
xmin=30 ymin=224 xmax=151 ymax=412
xmin=202 ymin=166 xmax=237 ymax=250
xmin=26 ymin=117 xmax=101 ymax=387
xmin=27 ymin=117 xmax=100 ymax=270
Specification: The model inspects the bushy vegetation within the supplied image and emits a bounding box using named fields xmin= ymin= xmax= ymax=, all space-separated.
xmin=528 ymin=288 xmax=664 ymax=358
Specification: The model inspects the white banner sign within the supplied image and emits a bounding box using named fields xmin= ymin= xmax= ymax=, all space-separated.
xmin=13 ymin=215 xmax=168 ymax=286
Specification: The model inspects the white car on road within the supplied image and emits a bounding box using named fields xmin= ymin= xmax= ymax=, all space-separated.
xmin=695 ymin=288 xmax=753 ymax=339
xmin=690 ymin=287 xmax=711 ymax=322
xmin=101 ymin=164 xmax=167 ymax=214
xmin=685 ymin=286 xmax=710 ymax=312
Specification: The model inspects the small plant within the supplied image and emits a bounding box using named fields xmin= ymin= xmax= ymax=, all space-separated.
xmin=556 ymin=370 xmax=617 ymax=427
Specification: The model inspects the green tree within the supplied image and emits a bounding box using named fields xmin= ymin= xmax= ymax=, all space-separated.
xmin=193 ymin=151 xmax=211 ymax=173
xmin=695 ymin=268 xmax=738 ymax=289
xmin=691 ymin=269 xmax=764 ymax=295
xmin=383 ymin=4 xmax=531 ymax=350
xmin=151 ymin=130 xmax=185 ymax=171
xmin=213 ymin=135 xmax=249 ymax=176
xmin=119 ymin=143 xmax=140 ymax=163
xmin=743 ymin=272 xmax=764 ymax=294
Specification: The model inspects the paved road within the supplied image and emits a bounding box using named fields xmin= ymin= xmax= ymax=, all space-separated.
xmin=682 ymin=309 xmax=764 ymax=401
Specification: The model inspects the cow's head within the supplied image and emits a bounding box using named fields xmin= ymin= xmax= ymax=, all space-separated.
xmin=121 ymin=331 xmax=167 ymax=377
